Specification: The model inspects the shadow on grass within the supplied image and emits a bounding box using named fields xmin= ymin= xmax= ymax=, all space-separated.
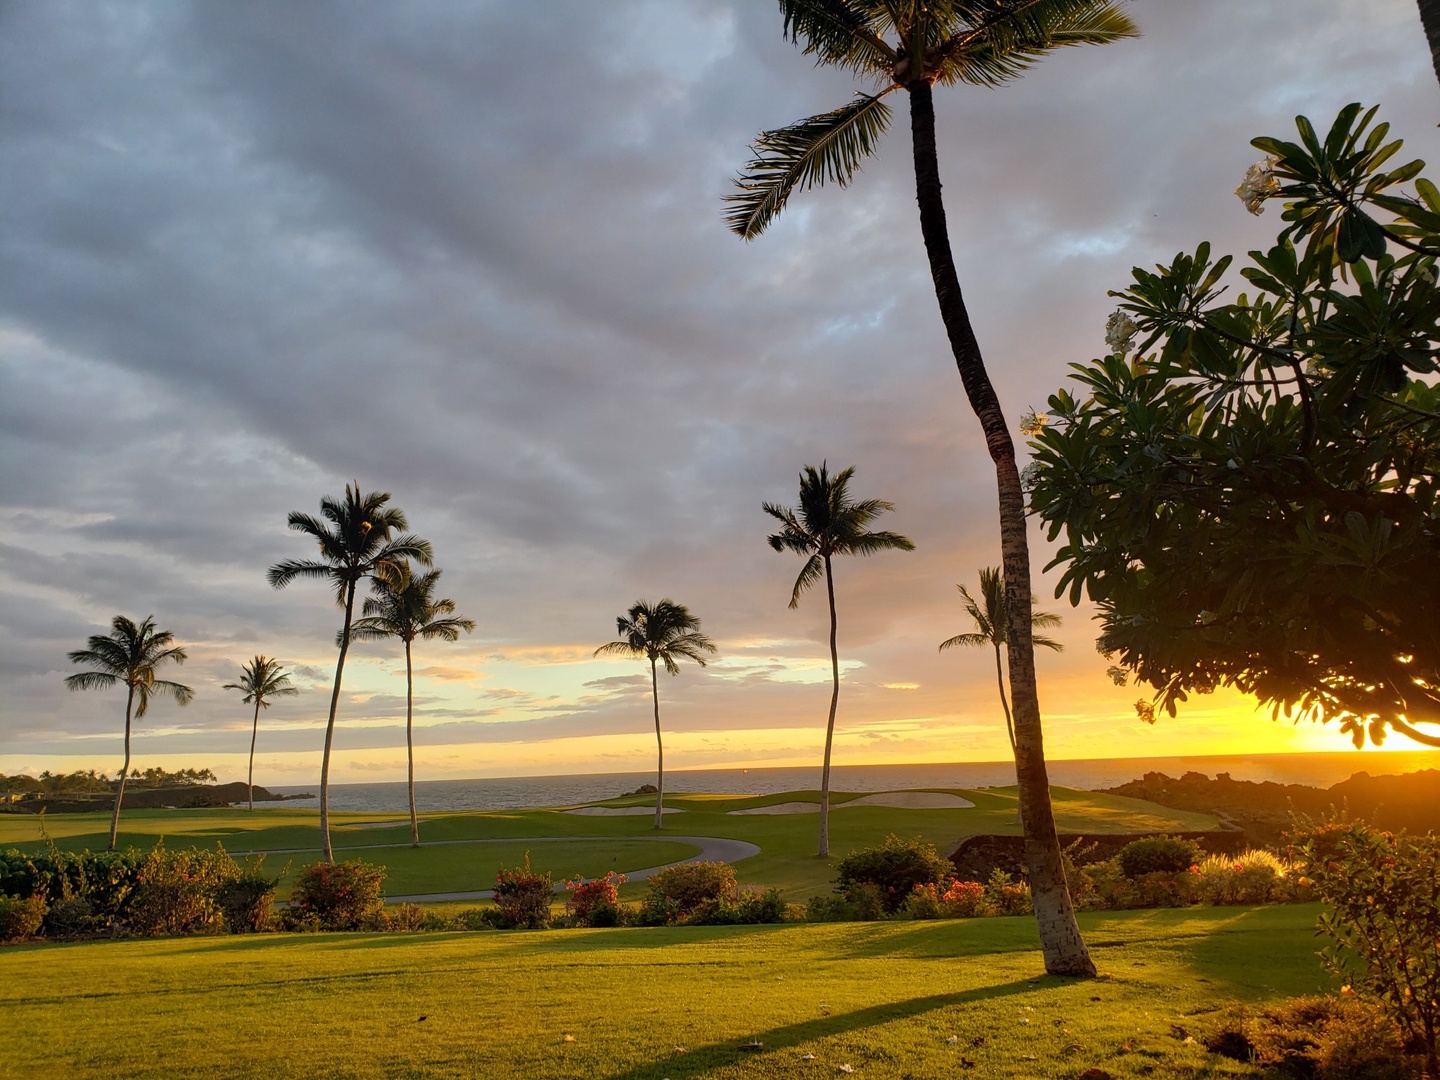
xmin=598 ymin=977 xmax=1044 ymax=1080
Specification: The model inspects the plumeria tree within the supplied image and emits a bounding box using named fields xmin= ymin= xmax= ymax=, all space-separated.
xmin=268 ymin=484 xmax=433 ymax=861
xmin=350 ymin=564 xmax=474 ymax=846
xmin=65 ymin=615 xmax=193 ymax=850
xmin=1028 ymin=105 xmax=1440 ymax=749
xmin=223 ymin=656 xmax=299 ymax=811
xmin=729 ymin=0 xmax=1136 ymax=975
xmin=594 ymin=599 xmax=716 ymax=829
xmin=940 ymin=567 xmax=1062 ymax=753
xmin=765 ymin=463 xmax=914 ymax=857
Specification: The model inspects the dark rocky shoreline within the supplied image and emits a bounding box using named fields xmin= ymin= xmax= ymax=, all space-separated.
xmin=2 ymin=781 xmax=313 ymax=814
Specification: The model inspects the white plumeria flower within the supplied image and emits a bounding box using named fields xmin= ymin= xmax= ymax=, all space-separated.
xmin=1105 ymin=309 xmax=1139 ymax=357
xmin=1235 ymin=156 xmax=1280 ymax=215
xmin=1019 ymin=408 xmax=1049 ymax=437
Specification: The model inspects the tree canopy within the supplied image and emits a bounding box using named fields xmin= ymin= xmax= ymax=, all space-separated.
xmin=1028 ymin=104 xmax=1440 ymax=749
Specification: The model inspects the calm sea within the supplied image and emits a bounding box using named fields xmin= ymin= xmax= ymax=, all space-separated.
xmin=269 ymin=750 xmax=1438 ymax=813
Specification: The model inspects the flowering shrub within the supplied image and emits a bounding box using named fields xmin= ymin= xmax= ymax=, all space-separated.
xmin=940 ymin=879 xmax=987 ymax=918
xmin=493 ymin=855 xmax=552 ymax=930
xmin=289 ymin=860 xmax=386 ymax=931
xmin=687 ymin=887 xmax=788 ymax=926
xmin=565 ymin=871 xmax=625 ymax=926
xmin=835 ymin=836 xmax=954 ymax=915
xmin=903 ymin=882 xmax=944 ymax=920
xmin=983 ymin=869 xmax=1032 ymax=916
xmin=1299 ymin=824 xmax=1440 ymax=1077
xmin=0 ymin=847 xmax=146 ymax=933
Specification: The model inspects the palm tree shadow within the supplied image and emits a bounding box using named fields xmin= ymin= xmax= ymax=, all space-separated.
xmin=599 ymin=977 xmax=1042 ymax=1080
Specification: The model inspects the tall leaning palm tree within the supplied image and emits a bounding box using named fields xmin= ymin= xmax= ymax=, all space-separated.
xmin=940 ymin=567 xmax=1062 ymax=754
xmin=764 ymin=463 xmax=914 ymax=858
xmin=595 ymin=600 xmax=716 ymax=829
xmin=728 ymin=0 xmax=1136 ymax=977
xmin=65 ymin=615 xmax=193 ymax=850
xmin=267 ymin=483 xmax=432 ymax=862
xmin=350 ymin=564 xmax=474 ymax=847
xmin=1420 ymin=0 xmax=1440 ymax=90
xmin=223 ymin=656 xmax=299 ymax=812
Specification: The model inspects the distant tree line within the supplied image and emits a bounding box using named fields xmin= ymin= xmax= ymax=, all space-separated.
xmin=1 ymin=767 xmax=216 ymax=796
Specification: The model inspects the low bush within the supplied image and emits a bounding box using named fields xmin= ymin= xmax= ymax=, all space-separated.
xmin=289 ymin=860 xmax=386 ymax=931
xmin=449 ymin=907 xmax=505 ymax=931
xmin=804 ymin=894 xmax=855 ymax=922
xmin=1117 ymin=835 xmax=1203 ymax=878
xmin=127 ymin=842 xmax=239 ymax=937
xmin=1204 ymin=996 xmax=1414 ymax=1079
xmin=835 ymin=836 xmax=953 ymax=915
xmin=215 ymin=866 xmax=279 ymax=933
xmin=493 ymin=855 xmax=552 ymax=930
xmin=1300 ymin=824 xmax=1440 ymax=1077
xmin=643 ymin=861 xmax=735 ymax=920
xmin=983 ymin=869 xmax=1032 ymax=916
xmin=0 ymin=893 xmax=47 ymax=943
xmin=687 ymin=887 xmax=788 ymax=926
xmin=385 ymin=902 xmax=426 ymax=932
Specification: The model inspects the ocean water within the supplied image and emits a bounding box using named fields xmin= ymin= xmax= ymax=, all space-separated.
xmin=269 ymin=750 xmax=1438 ymax=813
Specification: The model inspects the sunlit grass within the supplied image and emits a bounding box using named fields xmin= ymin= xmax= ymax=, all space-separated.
xmin=0 ymin=905 xmax=1328 ymax=1079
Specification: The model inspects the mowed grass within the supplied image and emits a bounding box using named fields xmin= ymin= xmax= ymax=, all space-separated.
xmin=0 ymin=904 xmax=1328 ymax=1079
xmin=0 ymin=787 xmax=1223 ymax=902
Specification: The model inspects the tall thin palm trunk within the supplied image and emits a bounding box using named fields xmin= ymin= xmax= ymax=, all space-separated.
xmin=908 ymin=79 xmax=1093 ymax=976
xmin=1421 ymin=0 xmax=1440 ymax=90
xmin=320 ymin=581 xmax=358 ymax=863
xmin=650 ymin=657 xmax=664 ymax=830
xmin=108 ymin=685 xmax=135 ymax=851
xmin=819 ymin=554 xmax=840 ymax=858
xmin=405 ymin=638 xmax=419 ymax=847
xmin=247 ymin=697 xmax=261 ymax=812
xmin=993 ymin=644 xmax=1016 ymax=754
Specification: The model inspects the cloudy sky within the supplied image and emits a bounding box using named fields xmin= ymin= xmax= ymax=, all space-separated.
xmin=4 ymin=0 xmax=1438 ymax=787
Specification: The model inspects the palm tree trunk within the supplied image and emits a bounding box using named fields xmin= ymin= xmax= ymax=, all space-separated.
xmin=406 ymin=637 xmax=419 ymax=846
xmin=108 ymin=684 xmax=135 ymax=851
xmin=907 ymin=79 xmax=1094 ymax=977
xmin=651 ymin=656 xmax=664 ymax=830
xmin=819 ymin=554 xmax=840 ymax=858
xmin=320 ymin=579 xmax=358 ymax=863
xmin=994 ymin=644 xmax=1017 ymax=754
xmin=1420 ymin=0 xmax=1440 ymax=90
xmin=248 ymin=697 xmax=261 ymax=812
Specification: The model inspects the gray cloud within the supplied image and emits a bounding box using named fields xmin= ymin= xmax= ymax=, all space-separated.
xmin=2 ymin=0 xmax=1436 ymax=776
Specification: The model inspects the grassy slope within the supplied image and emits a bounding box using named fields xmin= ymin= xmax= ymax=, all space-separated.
xmin=0 ymin=787 xmax=1222 ymax=902
xmin=0 ymin=905 xmax=1327 ymax=1079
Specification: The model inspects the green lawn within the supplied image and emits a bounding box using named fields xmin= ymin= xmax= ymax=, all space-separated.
xmin=0 ymin=904 xmax=1329 ymax=1079
xmin=0 ymin=786 xmax=1224 ymax=903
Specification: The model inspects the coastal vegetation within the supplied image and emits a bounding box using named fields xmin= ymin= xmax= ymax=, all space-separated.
xmin=348 ymin=564 xmax=474 ymax=846
xmin=1028 ymin=104 xmax=1440 ymax=750
xmin=266 ymin=484 xmax=433 ymax=862
xmin=63 ymin=615 xmax=194 ymax=851
xmin=222 ymin=657 xmax=299 ymax=812
xmin=730 ymin=0 xmax=1140 ymax=978
xmin=764 ymin=463 xmax=914 ymax=858
xmin=939 ymin=567 xmax=1064 ymax=753
xmin=594 ymin=600 xmax=717 ymax=830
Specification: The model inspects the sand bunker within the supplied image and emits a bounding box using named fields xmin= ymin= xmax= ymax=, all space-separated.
xmin=728 ymin=791 xmax=974 ymax=815
xmin=563 ymin=805 xmax=686 ymax=816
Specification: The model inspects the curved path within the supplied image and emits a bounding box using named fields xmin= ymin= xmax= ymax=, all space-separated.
xmin=233 ymin=834 xmax=761 ymax=904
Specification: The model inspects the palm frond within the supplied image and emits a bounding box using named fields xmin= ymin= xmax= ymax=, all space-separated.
xmin=779 ymin=0 xmax=896 ymax=73
xmin=267 ymin=558 xmax=338 ymax=589
xmin=939 ymin=632 xmax=990 ymax=651
xmin=726 ymin=90 xmax=894 ymax=239
xmin=942 ymin=0 xmax=1138 ymax=88
xmin=1033 ymin=634 xmax=1065 ymax=652
xmin=843 ymin=529 xmax=916 ymax=555
xmin=789 ymin=553 xmax=826 ymax=608
xmin=65 ymin=670 xmax=119 ymax=692
xmin=595 ymin=639 xmax=642 ymax=659
xmin=417 ymin=615 xmax=476 ymax=642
